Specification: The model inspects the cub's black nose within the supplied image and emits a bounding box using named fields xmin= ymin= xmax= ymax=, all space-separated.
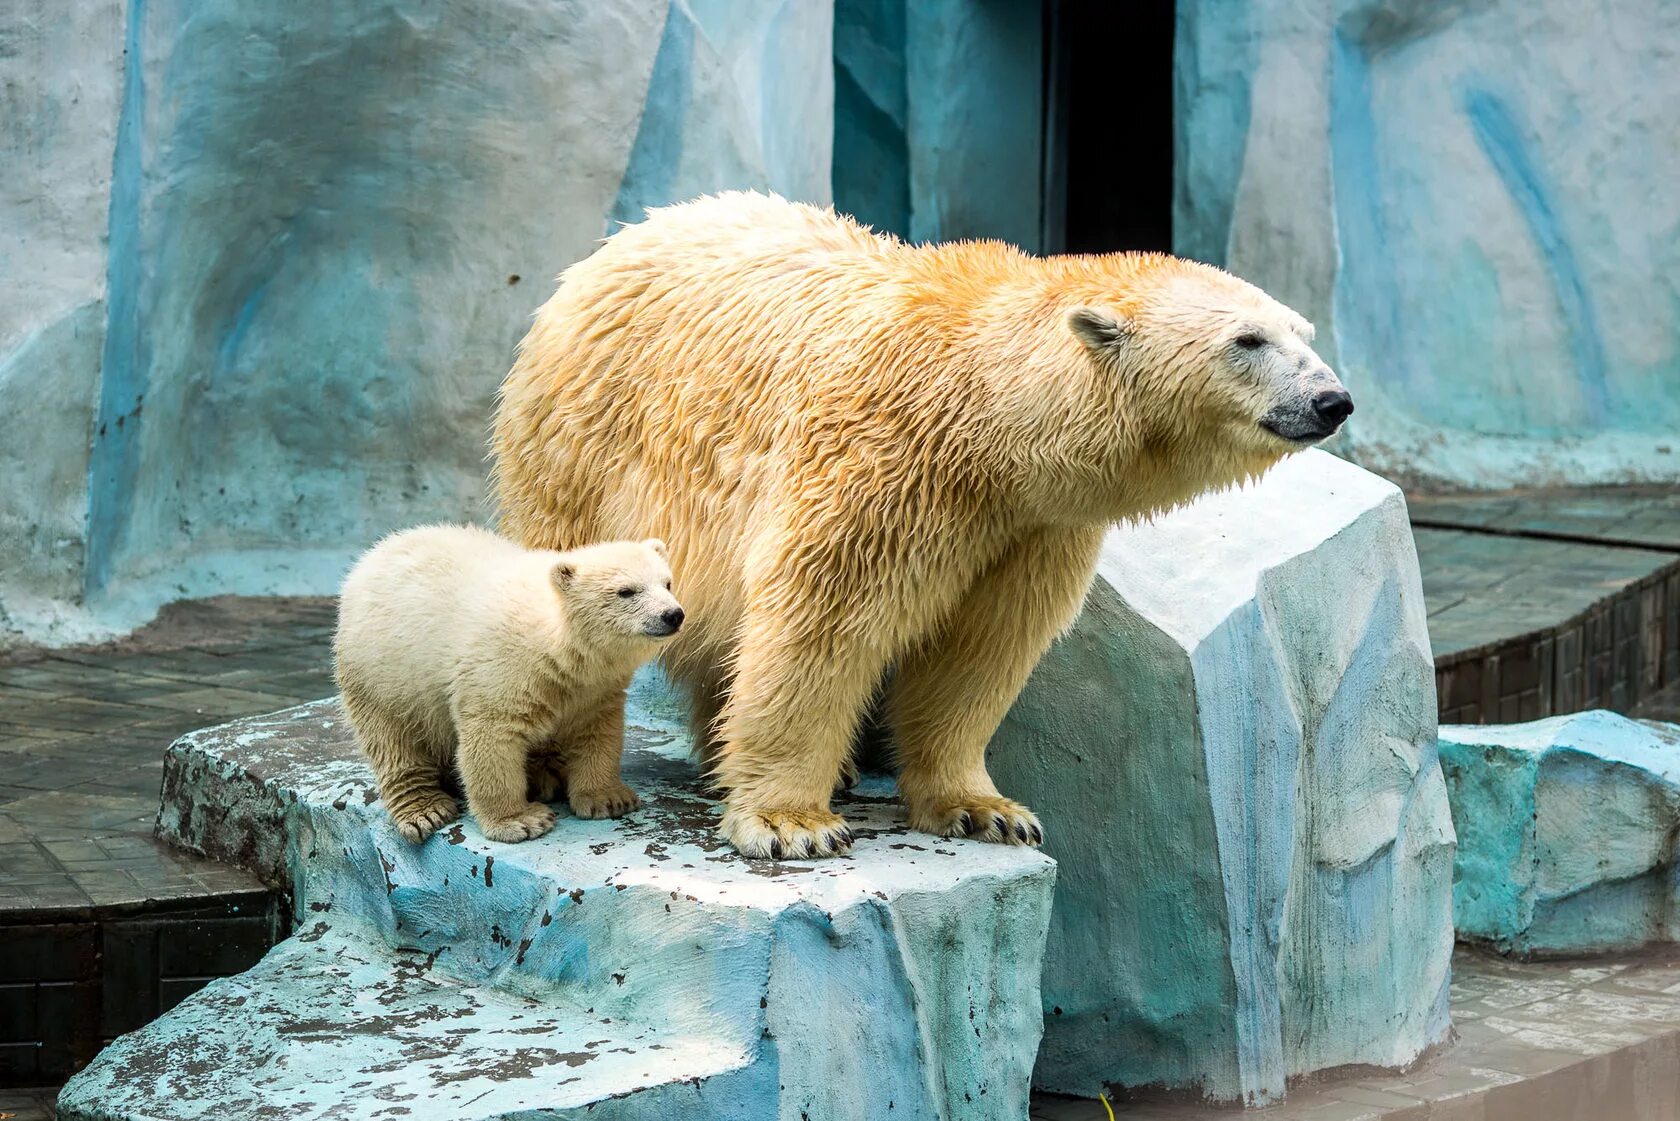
xmin=661 ymin=607 xmax=685 ymax=630
xmin=1312 ymin=389 xmax=1355 ymax=427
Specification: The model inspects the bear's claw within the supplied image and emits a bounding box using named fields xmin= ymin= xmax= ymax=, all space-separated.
xmin=722 ymin=807 xmax=855 ymax=860
xmin=478 ymin=802 xmax=558 ymax=843
xmin=913 ymin=796 xmax=1043 ymax=847
xmin=569 ymin=782 xmax=641 ymax=820
xmin=389 ymin=791 xmax=461 ymax=843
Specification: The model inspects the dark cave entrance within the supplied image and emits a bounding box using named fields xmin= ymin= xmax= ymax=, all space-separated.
xmin=1042 ymin=0 xmax=1177 ymax=255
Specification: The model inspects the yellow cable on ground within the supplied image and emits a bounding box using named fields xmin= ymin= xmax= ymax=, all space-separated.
xmin=1098 ymin=1091 xmax=1115 ymax=1121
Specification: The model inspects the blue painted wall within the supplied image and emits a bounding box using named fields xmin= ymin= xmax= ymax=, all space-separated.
xmin=832 ymin=0 xmax=1042 ymax=248
xmin=1178 ymin=0 xmax=1680 ymax=489
xmin=0 ymin=0 xmax=832 ymax=647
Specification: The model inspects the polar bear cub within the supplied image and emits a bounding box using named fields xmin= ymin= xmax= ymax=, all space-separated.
xmin=333 ymin=525 xmax=683 ymax=843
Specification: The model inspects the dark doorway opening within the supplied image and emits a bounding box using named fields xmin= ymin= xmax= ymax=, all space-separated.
xmin=1042 ymin=0 xmax=1176 ymax=255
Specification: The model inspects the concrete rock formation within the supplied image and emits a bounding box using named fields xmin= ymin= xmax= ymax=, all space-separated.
xmin=1442 ymin=710 xmax=1680 ymax=957
xmin=57 ymin=677 xmax=1054 ymax=1120
xmin=994 ymin=449 xmax=1456 ymax=1106
xmin=1176 ymin=0 xmax=1680 ymax=489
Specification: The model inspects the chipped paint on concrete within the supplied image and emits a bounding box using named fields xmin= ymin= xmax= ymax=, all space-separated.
xmin=63 ymin=673 xmax=1055 ymax=1120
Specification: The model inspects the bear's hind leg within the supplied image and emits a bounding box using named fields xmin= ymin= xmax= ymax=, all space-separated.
xmin=342 ymin=690 xmax=459 ymax=843
xmin=526 ymin=746 xmax=567 ymax=803
xmin=890 ymin=526 xmax=1104 ymax=845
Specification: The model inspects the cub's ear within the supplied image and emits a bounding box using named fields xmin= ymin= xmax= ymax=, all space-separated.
xmin=643 ymin=538 xmax=668 ymax=559
xmin=1068 ymin=306 xmax=1131 ymax=350
xmin=551 ymin=558 xmax=577 ymax=588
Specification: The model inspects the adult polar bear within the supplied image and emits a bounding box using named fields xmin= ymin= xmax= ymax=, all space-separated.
xmin=491 ymin=192 xmax=1352 ymax=860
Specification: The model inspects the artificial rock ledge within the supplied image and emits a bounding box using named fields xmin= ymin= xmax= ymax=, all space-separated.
xmin=1442 ymin=710 xmax=1680 ymax=957
xmin=57 ymin=450 xmax=1448 ymax=1116
xmin=994 ymin=449 xmax=1456 ymax=1106
xmin=57 ymin=679 xmax=1055 ymax=1121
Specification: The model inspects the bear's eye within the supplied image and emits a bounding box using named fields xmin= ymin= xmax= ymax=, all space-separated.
xmin=664 ymin=580 xmax=672 ymax=591
xmin=617 ymin=587 xmax=637 ymax=599
xmin=1235 ymin=332 xmax=1265 ymax=350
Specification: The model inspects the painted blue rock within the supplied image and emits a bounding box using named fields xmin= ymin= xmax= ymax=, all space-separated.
xmin=1441 ymin=710 xmax=1680 ymax=957
xmin=58 ymin=676 xmax=1054 ymax=1120
xmin=991 ymin=449 xmax=1456 ymax=1106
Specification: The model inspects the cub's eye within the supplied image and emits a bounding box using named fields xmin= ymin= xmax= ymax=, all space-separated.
xmin=664 ymin=581 xmax=672 ymax=591
xmin=1235 ymin=332 xmax=1265 ymax=350
xmin=617 ymin=587 xmax=637 ymax=599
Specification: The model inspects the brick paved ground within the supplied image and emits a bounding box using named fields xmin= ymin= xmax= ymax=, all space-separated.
xmin=0 ymin=597 xmax=337 ymax=914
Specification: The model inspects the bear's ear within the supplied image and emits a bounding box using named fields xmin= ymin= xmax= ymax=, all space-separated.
xmin=643 ymin=538 xmax=668 ymax=559
xmin=550 ymin=558 xmax=577 ymax=588
xmin=1068 ymin=306 xmax=1131 ymax=351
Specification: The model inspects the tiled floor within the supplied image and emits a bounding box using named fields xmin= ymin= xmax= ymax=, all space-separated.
xmin=1412 ymin=526 xmax=1677 ymax=661
xmin=1034 ymin=948 xmax=1680 ymax=1120
xmin=0 ymin=1084 xmax=57 ymax=1121
xmin=1410 ymin=486 xmax=1680 ymax=552
xmin=0 ymin=597 xmax=337 ymax=914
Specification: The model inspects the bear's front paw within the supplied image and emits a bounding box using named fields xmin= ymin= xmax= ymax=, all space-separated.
xmin=910 ymin=796 xmax=1042 ymax=846
xmin=389 ymin=790 xmax=461 ymax=843
xmin=721 ymin=806 xmax=854 ymax=860
xmin=477 ymin=802 xmax=558 ymax=843
xmin=569 ymin=781 xmax=640 ymax=819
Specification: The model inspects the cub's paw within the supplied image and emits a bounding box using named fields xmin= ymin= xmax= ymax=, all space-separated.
xmin=389 ymin=791 xmax=461 ymax=843
xmin=911 ymin=796 xmax=1042 ymax=846
xmin=569 ymin=781 xmax=640 ymax=820
xmin=527 ymin=756 xmax=567 ymax=803
xmin=721 ymin=806 xmax=854 ymax=860
xmin=477 ymin=802 xmax=558 ymax=843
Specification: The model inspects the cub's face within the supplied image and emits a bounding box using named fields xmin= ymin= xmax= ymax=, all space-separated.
xmin=552 ymin=539 xmax=685 ymax=643
xmin=1069 ymin=266 xmax=1353 ymax=460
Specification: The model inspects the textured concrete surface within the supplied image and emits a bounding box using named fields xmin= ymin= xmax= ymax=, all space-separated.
xmin=60 ymin=677 xmax=1055 ymax=1119
xmin=994 ymin=450 xmax=1454 ymax=1105
xmin=1176 ymin=0 xmax=1680 ymax=490
xmin=0 ymin=0 xmax=833 ymax=651
xmin=1034 ymin=949 xmax=1680 ymax=1121
xmin=1442 ymin=711 xmax=1680 ymax=957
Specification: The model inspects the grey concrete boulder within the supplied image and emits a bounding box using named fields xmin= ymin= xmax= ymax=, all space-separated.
xmin=58 ymin=678 xmax=1054 ymax=1120
xmin=993 ymin=449 xmax=1456 ymax=1106
xmin=1441 ymin=710 xmax=1680 ymax=957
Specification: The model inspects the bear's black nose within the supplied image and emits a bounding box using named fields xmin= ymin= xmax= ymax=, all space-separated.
xmin=1312 ymin=389 xmax=1354 ymax=427
xmin=661 ymin=607 xmax=685 ymax=630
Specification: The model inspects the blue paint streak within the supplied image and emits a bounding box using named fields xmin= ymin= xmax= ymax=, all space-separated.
xmin=85 ymin=0 xmax=149 ymax=595
xmin=1328 ymin=25 xmax=1412 ymax=395
xmin=1172 ymin=0 xmax=1255 ymax=265
xmin=1463 ymin=88 xmax=1610 ymax=424
xmin=609 ymin=2 xmax=696 ymax=230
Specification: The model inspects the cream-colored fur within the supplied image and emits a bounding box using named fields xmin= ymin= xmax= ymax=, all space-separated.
xmin=490 ymin=191 xmax=1349 ymax=859
xmin=333 ymin=525 xmax=683 ymax=843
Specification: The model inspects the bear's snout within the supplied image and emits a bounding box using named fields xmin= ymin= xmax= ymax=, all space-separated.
xmin=649 ymin=606 xmax=685 ymax=637
xmin=1312 ymin=388 xmax=1354 ymax=428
